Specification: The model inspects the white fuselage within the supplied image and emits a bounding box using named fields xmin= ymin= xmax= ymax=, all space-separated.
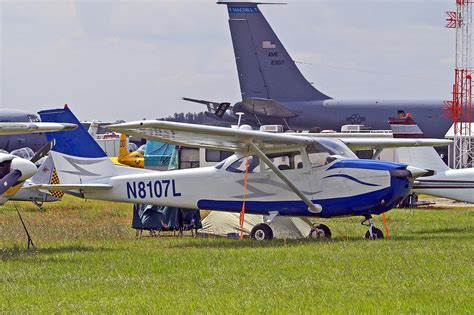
xmin=414 ymin=168 xmax=474 ymax=203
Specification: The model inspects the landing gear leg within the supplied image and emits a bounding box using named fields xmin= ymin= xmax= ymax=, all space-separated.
xmin=361 ymin=215 xmax=384 ymax=240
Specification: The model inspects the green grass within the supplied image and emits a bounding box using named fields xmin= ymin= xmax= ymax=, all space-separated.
xmin=1 ymin=197 xmax=473 ymax=313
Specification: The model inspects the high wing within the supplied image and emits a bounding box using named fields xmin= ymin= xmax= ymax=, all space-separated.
xmin=288 ymin=133 xmax=451 ymax=151
xmin=107 ymin=121 xmax=314 ymax=153
xmin=0 ymin=122 xmax=77 ymax=135
xmin=335 ymin=138 xmax=452 ymax=151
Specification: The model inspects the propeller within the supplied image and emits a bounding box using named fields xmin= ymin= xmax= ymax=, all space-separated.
xmin=0 ymin=154 xmax=37 ymax=195
xmin=0 ymin=169 xmax=22 ymax=194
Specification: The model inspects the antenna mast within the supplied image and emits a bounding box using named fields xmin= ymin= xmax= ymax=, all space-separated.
xmin=445 ymin=0 xmax=473 ymax=169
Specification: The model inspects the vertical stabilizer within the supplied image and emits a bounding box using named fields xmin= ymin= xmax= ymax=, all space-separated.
xmin=389 ymin=115 xmax=450 ymax=171
xmin=221 ymin=2 xmax=331 ymax=102
xmin=118 ymin=133 xmax=129 ymax=160
xmin=38 ymin=106 xmax=115 ymax=184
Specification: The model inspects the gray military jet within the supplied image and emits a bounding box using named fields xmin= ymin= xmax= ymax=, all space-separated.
xmin=184 ymin=1 xmax=452 ymax=139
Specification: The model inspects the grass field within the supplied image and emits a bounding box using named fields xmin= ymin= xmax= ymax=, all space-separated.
xmin=1 ymin=197 xmax=473 ymax=313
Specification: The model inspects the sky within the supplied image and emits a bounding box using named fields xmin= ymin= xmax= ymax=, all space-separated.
xmin=0 ymin=0 xmax=455 ymax=122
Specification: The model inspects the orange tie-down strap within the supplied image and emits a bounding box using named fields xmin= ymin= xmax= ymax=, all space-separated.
xmin=381 ymin=213 xmax=390 ymax=238
xmin=239 ymin=157 xmax=250 ymax=240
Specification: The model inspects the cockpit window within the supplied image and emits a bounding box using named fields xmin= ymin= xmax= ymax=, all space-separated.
xmin=307 ymin=139 xmax=357 ymax=167
xmin=226 ymin=156 xmax=260 ymax=173
xmin=27 ymin=114 xmax=40 ymax=122
xmin=10 ymin=147 xmax=35 ymax=160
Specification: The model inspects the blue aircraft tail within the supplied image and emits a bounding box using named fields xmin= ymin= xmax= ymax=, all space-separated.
xmin=220 ymin=1 xmax=331 ymax=102
xmin=38 ymin=106 xmax=107 ymax=159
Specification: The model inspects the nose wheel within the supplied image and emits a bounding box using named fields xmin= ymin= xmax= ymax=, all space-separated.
xmin=309 ymin=223 xmax=332 ymax=239
xmin=361 ymin=215 xmax=384 ymax=240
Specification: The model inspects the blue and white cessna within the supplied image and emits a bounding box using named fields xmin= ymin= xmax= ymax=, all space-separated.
xmin=32 ymin=107 xmax=443 ymax=240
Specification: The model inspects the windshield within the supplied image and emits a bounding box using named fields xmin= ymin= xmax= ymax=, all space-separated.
xmin=318 ymin=139 xmax=357 ymax=159
xmin=307 ymin=139 xmax=357 ymax=167
xmin=226 ymin=156 xmax=261 ymax=173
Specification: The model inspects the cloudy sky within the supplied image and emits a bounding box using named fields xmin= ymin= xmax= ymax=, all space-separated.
xmin=1 ymin=0 xmax=454 ymax=121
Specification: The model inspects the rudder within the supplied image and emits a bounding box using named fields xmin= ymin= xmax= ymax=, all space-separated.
xmin=222 ymin=2 xmax=330 ymax=102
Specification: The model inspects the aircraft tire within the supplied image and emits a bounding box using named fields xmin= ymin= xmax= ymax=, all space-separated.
xmin=309 ymin=224 xmax=332 ymax=239
xmin=365 ymin=227 xmax=384 ymax=240
xmin=251 ymin=223 xmax=274 ymax=241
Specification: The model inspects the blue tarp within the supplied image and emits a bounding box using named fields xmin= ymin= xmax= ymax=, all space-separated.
xmin=133 ymin=143 xmax=202 ymax=231
xmin=144 ymin=141 xmax=176 ymax=169
xmin=132 ymin=204 xmax=202 ymax=231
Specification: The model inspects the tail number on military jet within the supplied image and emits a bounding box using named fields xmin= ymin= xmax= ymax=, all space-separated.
xmin=126 ymin=180 xmax=181 ymax=199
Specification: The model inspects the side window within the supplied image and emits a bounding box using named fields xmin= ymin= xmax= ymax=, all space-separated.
xmin=266 ymin=151 xmax=301 ymax=171
xmin=306 ymin=142 xmax=331 ymax=167
xmin=226 ymin=156 xmax=260 ymax=173
xmin=205 ymin=149 xmax=233 ymax=163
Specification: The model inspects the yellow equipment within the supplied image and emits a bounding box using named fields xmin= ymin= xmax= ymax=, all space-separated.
xmin=117 ymin=134 xmax=144 ymax=168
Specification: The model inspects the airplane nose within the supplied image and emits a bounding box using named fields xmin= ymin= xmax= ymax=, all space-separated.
xmin=406 ymin=166 xmax=428 ymax=179
xmin=389 ymin=166 xmax=427 ymax=180
xmin=10 ymin=157 xmax=37 ymax=181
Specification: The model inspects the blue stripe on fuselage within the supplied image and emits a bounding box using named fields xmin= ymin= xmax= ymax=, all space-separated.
xmin=322 ymin=174 xmax=380 ymax=187
xmin=197 ymin=176 xmax=411 ymax=218
xmin=327 ymin=159 xmax=407 ymax=171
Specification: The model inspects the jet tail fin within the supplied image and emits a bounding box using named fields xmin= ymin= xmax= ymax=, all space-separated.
xmin=389 ymin=115 xmax=450 ymax=171
xmin=221 ymin=2 xmax=331 ymax=102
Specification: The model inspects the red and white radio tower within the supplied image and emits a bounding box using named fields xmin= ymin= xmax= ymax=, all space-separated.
xmin=445 ymin=0 xmax=473 ymax=169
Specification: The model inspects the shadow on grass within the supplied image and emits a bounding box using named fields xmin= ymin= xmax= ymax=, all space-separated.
xmin=412 ymin=227 xmax=471 ymax=234
xmin=169 ymin=231 xmax=474 ymax=249
xmin=1 ymin=245 xmax=113 ymax=262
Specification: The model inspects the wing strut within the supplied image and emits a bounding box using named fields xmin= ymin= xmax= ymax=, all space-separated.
xmin=248 ymin=142 xmax=322 ymax=213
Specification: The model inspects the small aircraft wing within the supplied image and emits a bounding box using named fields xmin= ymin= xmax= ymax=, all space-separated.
xmin=107 ymin=121 xmax=313 ymax=153
xmin=0 ymin=122 xmax=77 ymax=135
xmin=289 ymin=133 xmax=452 ymax=150
xmin=338 ymin=138 xmax=452 ymax=151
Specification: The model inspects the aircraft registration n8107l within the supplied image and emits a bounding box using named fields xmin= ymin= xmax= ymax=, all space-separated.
xmin=32 ymin=107 xmax=432 ymax=240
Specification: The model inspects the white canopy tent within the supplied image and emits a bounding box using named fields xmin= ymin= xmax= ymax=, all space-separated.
xmin=198 ymin=211 xmax=312 ymax=239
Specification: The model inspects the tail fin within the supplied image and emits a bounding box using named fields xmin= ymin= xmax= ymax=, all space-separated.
xmin=118 ymin=133 xmax=129 ymax=160
xmin=31 ymin=155 xmax=64 ymax=199
xmin=221 ymin=2 xmax=331 ymax=102
xmin=389 ymin=115 xmax=449 ymax=171
xmin=38 ymin=106 xmax=115 ymax=184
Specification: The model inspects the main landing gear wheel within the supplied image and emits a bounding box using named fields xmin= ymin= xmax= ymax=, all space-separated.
xmin=251 ymin=223 xmax=274 ymax=241
xmin=309 ymin=224 xmax=332 ymax=239
xmin=365 ymin=227 xmax=384 ymax=240
xmin=361 ymin=215 xmax=384 ymax=240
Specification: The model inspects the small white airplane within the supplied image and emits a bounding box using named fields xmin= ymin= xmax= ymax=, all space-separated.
xmin=28 ymin=106 xmax=453 ymax=241
xmin=0 ymin=121 xmax=76 ymax=205
xmin=389 ymin=115 xmax=474 ymax=203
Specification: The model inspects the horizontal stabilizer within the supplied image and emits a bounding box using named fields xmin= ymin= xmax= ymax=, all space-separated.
xmin=238 ymin=98 xmax=296 ymax=118
xmin=24 ymin=183 xmax=112 ymax=192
